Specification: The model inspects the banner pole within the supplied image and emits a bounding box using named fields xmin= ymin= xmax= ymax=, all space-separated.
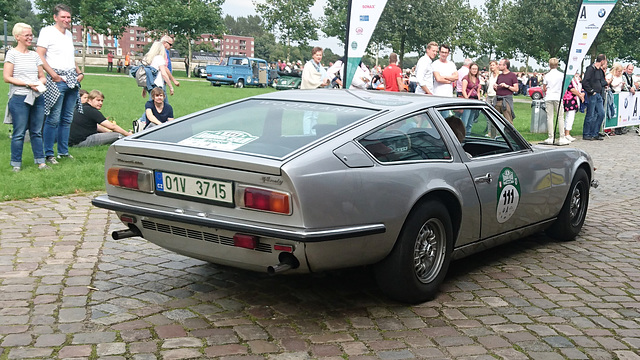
xmin=343 ymin=0 xmax=353 ymax=89
xmin=555 ymin=0 xmax=585 ymax=144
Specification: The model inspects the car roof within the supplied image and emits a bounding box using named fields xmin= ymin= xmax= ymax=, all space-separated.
xmin=252 ymin=89 xmax=484 ymax=111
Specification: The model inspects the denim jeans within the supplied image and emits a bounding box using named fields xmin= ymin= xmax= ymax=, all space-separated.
xmin=461 ymin=109 xmax=479 ymax=135
xmin=44 ymin=81 xmax=79 ymax=157
xmin=9 ymin=95 xmax=46 ymax=167
xmin=583 ymin=93 xmax=604 ymax=138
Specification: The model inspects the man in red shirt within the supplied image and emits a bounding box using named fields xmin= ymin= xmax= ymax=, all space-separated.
xmin=382 ymin=53 xmax=404 ymax=92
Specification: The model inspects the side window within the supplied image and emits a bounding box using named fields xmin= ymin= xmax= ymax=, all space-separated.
xmin=437 ymin=107 xmax=526 ymax=158
xmin=359 ymin=113 xmax=451 ymax=163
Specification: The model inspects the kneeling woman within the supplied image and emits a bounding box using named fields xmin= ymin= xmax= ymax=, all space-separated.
xmin=144 ymin=87 xmax=174 ymax=129
xmin=69 ymin=90 xmax=132 ymax=147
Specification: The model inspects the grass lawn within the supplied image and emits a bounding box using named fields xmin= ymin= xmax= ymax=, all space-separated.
xmin=0 ymin=69 xmax=584 ymax=201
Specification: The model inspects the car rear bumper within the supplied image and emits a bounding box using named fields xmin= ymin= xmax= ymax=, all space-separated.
xmin=92 ymin=195 xmax=386 ymax=242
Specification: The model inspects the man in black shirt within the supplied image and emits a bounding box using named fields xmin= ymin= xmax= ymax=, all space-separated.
xmin=69 ymin=90 xmax=132 ymax=147
xmin=581 ymin=54 xmax=608 ymax=141
xmin=623 ymin=64 xmax=637 ymax=94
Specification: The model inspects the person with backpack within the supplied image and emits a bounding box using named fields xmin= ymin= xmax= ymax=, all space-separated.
xmin=141 ymin=41 xmax=173 ymax=100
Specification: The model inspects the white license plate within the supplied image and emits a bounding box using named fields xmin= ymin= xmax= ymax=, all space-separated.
xmin=155 ymin=171 xmax=233 ymax=204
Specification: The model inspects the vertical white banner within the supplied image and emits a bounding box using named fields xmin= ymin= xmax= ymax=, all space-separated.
xmin=565 ymin=0 xmax=617 ymax=77
xmin=344 ymin=0 xmax=387 ymax=88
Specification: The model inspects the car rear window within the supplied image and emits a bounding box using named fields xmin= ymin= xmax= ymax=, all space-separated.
xmin=137 ymin=99 xmax=378 ymax=158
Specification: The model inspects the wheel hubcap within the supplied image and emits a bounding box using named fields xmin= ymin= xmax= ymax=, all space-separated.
xmin=569 ymin=183 xmax=585 ymax=226
xmin=413 ymin=218 xmax=446 ymax=283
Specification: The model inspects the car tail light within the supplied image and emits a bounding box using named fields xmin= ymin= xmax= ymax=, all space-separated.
xmin=274 ymin=244 xmax=294 ymax=252
xmin=242 ymin=187 xmax=291 ymax=215
xmin=206 ymin=73 xmax=211 ymax=77
xmin=227 ymin=75 xmax=232 ymax=78
xmin=107 ymin=167 xmax=154 ymax=193
xmin=233 ymin=234 xmax=258 ymax=249
xmin=120 ymin=214 xmax=137 ymax=223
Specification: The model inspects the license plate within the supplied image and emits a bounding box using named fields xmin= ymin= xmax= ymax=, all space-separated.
xmin=155 ymin=171 xmax=233 ymax=204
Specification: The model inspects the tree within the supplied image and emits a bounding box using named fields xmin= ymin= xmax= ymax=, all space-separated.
xmin=591 ymin=0 xmax=640 ymax=63
xmin=35 ymin=0 xmax=137 ymax=69
xmin=139 ymin=0 xmax=225 ymax=78
xmin=322 ymin=0 xmax=477 ymax=65
xmin=224 ymin=15 xmax=265 ymax=37
xmin=506 ymin=0 xmax=577 ymax=64
xmin=255 ymin=0 xmax=318 ymax=61
xmin=1 ymin=0 xmax=42 ymax=37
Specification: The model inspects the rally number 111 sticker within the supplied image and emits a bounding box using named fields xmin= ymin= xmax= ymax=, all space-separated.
xmin=496 ymin=167 xmax=521 ymax=223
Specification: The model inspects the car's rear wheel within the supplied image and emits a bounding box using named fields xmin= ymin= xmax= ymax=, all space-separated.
xmin=531 ymin=92 xmax=542 ymax=100
xmin=375 ymin=200 xmax=453 ymax=303
xmin=546 ymin=168 xmax=589 ymax=241
xmin=235 ymin=79 xmax=244 ymax=88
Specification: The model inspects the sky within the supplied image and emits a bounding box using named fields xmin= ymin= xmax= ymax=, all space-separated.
xmin=221 ymin=0 xmax=487 ymax=59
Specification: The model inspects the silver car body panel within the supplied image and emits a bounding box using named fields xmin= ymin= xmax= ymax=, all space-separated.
xmin=93 ymin=89 xmax=595 ymax=274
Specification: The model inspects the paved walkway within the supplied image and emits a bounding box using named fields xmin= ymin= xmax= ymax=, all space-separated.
xmin=1 ymin=134 xmax=639 ymax=360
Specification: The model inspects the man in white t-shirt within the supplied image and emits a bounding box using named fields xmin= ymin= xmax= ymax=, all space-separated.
xmin=414 ymin=41 xmax=438 ymax=95
xmin=432 ymin=44 xmax=458 ymax=97
xmin=36 ymin=4 xmax=83 ymax=164
xmin=542 ymin=57 xmax=568 ymax=145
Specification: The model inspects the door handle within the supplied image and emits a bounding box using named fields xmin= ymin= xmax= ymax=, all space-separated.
xmin=474 ymin=173 xmax=492 ymax=184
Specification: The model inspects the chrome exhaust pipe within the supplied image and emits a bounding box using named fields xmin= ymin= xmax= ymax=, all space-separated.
xmin=112 ymin=226 xmax=142 ymax=240
xmin=268 ymin=262 xmax=292 ymax=274
xmin=267 ymin=252 xmax=300 ymax=275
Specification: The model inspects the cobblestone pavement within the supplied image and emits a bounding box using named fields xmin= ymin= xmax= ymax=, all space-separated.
xmin=1 ymin=133 xmax=639 ymax=360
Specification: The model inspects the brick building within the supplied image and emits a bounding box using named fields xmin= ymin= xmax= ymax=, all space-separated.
xmin=70 ymin=25 xmax=253 ymax=58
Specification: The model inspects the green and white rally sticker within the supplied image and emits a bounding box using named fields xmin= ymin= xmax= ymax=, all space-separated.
xmin=496 ymin=167 xmax=521 ymax=223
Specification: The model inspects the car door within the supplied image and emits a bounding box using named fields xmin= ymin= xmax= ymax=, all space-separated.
xmin=435 ymin=105 xmax=552 ymax=240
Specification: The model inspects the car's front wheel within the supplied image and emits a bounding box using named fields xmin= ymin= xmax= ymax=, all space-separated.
xmin=531 ymin=92 xmax=542 ymax=100
xmin=546 ymin=168 xmax=589 ymax=241
xmin=375 ymin=200 xmax=453 ymax=303
xmin=235 ymin=79 xmax=245 ymax=88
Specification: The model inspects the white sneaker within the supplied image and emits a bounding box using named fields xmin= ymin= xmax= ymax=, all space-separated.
xmin=542 ymin=137 xmax=554 ymax=145
xmin=566 ymin=135 xmax=576 ymax=142
xmin=558 ymin=137 xmax=571 ymax=146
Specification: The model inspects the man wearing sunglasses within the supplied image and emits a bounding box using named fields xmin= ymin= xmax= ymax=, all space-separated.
xmin=161 ymin=35 xmax=180 ymax=95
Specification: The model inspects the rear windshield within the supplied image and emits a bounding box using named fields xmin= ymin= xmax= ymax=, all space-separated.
xmin=138 ymin=99 xmax=378 ymax=158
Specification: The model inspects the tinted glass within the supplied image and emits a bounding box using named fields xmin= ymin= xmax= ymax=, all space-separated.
xmin=138 ymin=99 xmax=377 ymax=158
xmin=359 ymin=113 xmax=451 ymax=162
xmin=437 ymin=107 xmax=526 ymax=158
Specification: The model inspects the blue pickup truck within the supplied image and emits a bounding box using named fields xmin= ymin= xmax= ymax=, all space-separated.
xmin=206 ymin=57 xmax=273 ymax=88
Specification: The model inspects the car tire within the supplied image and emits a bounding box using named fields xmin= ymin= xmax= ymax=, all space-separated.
xmin=531 ymin=92 xmax=542 ymax=100
xmin=235 ymin=79 xmax=244 ymax=88
xmin=546 ymin=168 xmax=589 ymax=241
xmin=374 ymin=200 xmax=453 ymax=303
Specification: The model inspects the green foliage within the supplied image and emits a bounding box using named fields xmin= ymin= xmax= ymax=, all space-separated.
xmin=224 ymin=14 xmax=265 ymax=37
xmin=255 ymin=0 xmax=318 ymax=61
xmin=138 ymin=0 xmax=225 ymax=76
xmin=1 ymin=0 xmax=42 ymax=36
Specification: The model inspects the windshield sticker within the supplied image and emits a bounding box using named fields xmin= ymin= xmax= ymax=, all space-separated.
xmin=496 ymin=167 xmax=521 ymax=224
xmin=178 ymin=130 xmax=258 ymax=151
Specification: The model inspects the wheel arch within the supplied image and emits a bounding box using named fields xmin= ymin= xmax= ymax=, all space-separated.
xmin=405 ymin=189 xmax=462 ymax=246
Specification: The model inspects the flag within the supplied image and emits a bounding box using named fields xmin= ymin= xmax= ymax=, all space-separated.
xmin=563 ymin=0 xmax=617 ymax=94
xmin=343 ymin=0 xmax=387 ymax=89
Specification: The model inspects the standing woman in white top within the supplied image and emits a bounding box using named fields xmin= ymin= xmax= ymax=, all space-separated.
xmin=142 ymin=41 xmax=173 ymax=99
xmin=485 ymin=60 xmax=500 ymax=105
xmin=606 ymin=63 xmax=626 ymax=93
xmin=3 ymin=23 xmax=48 ymax=172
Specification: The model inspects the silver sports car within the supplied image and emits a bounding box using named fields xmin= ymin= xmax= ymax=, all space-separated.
xmin=93 ymin=89 xmax=597 ymax=303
